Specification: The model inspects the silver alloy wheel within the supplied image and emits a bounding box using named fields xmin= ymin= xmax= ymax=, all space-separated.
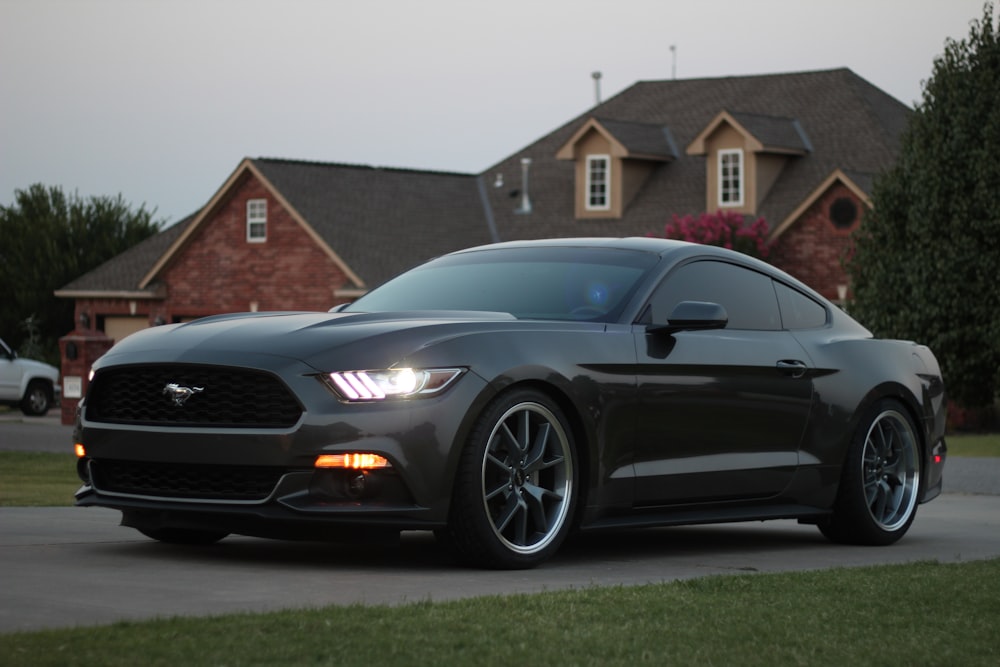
xmin=21 ymin=381 xmax=51 ymax=416
xmin=27 ymin=387 xmax=48 ymax=413
xmin=861 ymin=409 xmax=920 ymax=531
xmin=480 ymin=401 xmax=573 ymax=555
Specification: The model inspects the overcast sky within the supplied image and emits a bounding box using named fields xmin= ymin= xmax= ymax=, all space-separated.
xmin=0 ymin=0 xmax=989 ymax=224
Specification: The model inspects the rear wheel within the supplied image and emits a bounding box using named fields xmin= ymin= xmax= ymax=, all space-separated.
xmin=820 ymin=399 xmax=921 ymax=545
xmin=137 ymin=527 xmax=229 ymax=545
xmin=20 ymin=380 xmax=53 ymax=416
xmin=446 ymin=389 xmax=577 ymax=569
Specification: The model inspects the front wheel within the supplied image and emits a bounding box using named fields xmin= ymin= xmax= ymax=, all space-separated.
xmin=20 ymin=380 xmax=53 ymax=416
xmin=446 ymin=389 xmax=577 ymax=569
xmin=819 ymin=399 xmax=921 ymax=545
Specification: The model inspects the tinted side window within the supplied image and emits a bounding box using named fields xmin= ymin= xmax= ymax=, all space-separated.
xmin=648 ymin=260 xmax=781 ymax=330
xmin=773 ymin=281 xmax=828 ymax=329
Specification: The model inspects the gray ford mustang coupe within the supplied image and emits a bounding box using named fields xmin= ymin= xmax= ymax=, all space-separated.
xmin=74 ymin=237 xmax=947 ymax=568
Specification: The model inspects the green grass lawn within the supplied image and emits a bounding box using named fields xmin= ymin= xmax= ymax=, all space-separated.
xmin=1 ymin=559 xmax=998 ymax=666
xmin=0 ymin=451 xmax=79 ymax=507
xmin=947 ymin=432 xmax=1000 ymax=456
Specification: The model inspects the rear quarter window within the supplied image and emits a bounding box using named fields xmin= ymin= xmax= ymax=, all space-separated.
xmin=774 ymin=281 xmax=828 ymax=329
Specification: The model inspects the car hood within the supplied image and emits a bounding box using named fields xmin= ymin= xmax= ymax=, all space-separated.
xmin=97 ymin=310 xmax=524 ymax=372
xmin=15 ymin=357 xmax=60 ymax=379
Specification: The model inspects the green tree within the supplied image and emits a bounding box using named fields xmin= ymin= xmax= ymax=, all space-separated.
xmin=0 ymin=184 xmax=162 ymax=363
xmin=848 ymin=4 xmax=1000 ymax=408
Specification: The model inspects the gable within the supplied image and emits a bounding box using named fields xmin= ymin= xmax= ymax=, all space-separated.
xmin=141 ymin=159 xmax=363 ymax=291
xmin=768 ymin=169 xmax=872 ymax=242
xmin=160 ymin=174 xmax=355 ymax=316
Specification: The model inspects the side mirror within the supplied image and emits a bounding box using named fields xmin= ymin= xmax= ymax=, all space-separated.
xmin=648 ymin=301 xmax=728 ymax=334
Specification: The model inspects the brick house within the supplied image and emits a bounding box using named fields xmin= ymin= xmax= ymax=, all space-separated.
xmin=56 ymin=67 xmax=909 ymax=342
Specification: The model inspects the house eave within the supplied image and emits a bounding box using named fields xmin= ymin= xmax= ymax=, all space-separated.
xmin=54 ymin=288 xmax=166 ymax=300
xmin=333 ymin=287 xmax=369 ymax=299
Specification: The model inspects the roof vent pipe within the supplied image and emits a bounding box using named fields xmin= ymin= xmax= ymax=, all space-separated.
xmin=592 ymin=71 xmax=602 ymax=105
xmin=515 ymin=157 xmax=532 ymax=215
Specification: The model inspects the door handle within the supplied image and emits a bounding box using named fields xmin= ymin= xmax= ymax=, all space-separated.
xmin=776 ymin=360 xmax=808 ymax=378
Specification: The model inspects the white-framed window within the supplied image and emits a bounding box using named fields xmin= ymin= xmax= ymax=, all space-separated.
xmin=585 ymin=155 xmax=611 ymax=211
xmin=718 ymin=149 xmax=744 ymax=207
xmin=247 ymin=199 xmax=267 ymax=242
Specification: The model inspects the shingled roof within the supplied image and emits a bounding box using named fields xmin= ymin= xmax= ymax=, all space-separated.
xmin=56 ymin=214 xmax=196 ymax=296
xmin=724 ymin=112 xmax=813 ymax=154
xmin=249 ymin=159 xmax=492 ymax=287
xmin=58 ymin=67 xmax=909 ymax=298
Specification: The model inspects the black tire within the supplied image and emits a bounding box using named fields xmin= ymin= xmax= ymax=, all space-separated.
xmin=445 ymin=388 xmax=577 ymax=569
xmin=20 ymin=380 xmax=53 ymax=416
xmin=819 ymin=399 xmax=921 ymax=546
xmin=137 ymin=527 xmax=229 ymax=545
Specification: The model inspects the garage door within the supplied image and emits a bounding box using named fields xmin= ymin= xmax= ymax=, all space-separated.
xmin=104 ymin=316 xmax=148 ymax=343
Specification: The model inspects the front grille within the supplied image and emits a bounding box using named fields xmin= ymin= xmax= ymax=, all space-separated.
xmin=86 ymin=364 xmax=303 ymax=428
xmin=91 ymin=459 xmax=285 ymax=501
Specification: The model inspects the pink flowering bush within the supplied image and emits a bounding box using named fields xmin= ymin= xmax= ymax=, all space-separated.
xmin=651 ymin=211 xmax=771 ymax=259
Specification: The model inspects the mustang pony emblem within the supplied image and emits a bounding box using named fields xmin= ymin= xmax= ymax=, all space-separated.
xmin=163 ymin=383 xmax=204 ymax=407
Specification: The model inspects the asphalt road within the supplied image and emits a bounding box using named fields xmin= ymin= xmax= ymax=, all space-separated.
xmin=2 ymin=412 xmax=999 ymax=634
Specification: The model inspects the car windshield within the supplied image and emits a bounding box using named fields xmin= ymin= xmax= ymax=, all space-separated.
xmin=344 ymin=246 xmax=659 ymax=321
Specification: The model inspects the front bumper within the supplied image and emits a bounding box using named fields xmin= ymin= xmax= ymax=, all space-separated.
xmin=74 ymin=362 xmax=492 ymax=536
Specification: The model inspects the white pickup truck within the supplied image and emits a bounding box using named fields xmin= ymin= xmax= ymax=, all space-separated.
xmin=0 ymin=337 xmax=60 ymax=416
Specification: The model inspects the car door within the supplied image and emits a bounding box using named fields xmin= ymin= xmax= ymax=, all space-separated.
xmin=0 ymin=339 xmax=22 ymax=400
xmin=631 ymin=260 xmax=814 ymax=505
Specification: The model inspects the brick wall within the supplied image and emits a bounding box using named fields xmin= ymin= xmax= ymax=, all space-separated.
xmin=769 ymin=183 xmax=863 ymax=301
xmin=158 ymin=174 xmax=350 ymax=321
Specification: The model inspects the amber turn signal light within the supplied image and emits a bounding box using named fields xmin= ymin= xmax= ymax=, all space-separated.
xmin=314 ymin=453 xmax=390 ymax=469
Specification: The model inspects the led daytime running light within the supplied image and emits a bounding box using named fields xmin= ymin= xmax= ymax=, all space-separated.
xmin=328 ymin=368 xmax=463 ymax=401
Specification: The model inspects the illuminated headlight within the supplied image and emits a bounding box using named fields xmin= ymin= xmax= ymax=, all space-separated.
xmin=327 ymin=368 xmax=464 ymax=401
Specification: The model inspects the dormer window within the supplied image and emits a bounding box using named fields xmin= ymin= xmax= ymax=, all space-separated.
xmin=718 ymin=149 xmax=744 ymax=206
xmin=689 ymin=112 xmax=811 ymax=214
xmin=585 ymin=155 xmax=611 ymax=211
xmin=247 ymin=199 xmax=267 ymax=242
xmin=556 ymin=118 xmax=676 ymax=219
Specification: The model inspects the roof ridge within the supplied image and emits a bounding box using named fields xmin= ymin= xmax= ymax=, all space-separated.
xmin=727 ymin=110 xmax=799 ymax=122
xmin=252 ymin=157 xmax=476 ymax=178
xmin=594 ymin=116 xmax=667 ymax=127
xmin=632 ymin=67 xmax=854 ymax=87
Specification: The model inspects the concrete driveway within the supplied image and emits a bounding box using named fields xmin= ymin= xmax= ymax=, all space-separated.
xmin=2 ymin=412 xmax=999 ymax=634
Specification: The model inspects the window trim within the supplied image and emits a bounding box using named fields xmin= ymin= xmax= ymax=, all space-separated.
xmin=246 ymin=198 xmax=267 ymax=243
xmin=585 ymin=154 xmax=611 ymax=211
xmin=717 ymin=149 xmax=744 ymax=207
